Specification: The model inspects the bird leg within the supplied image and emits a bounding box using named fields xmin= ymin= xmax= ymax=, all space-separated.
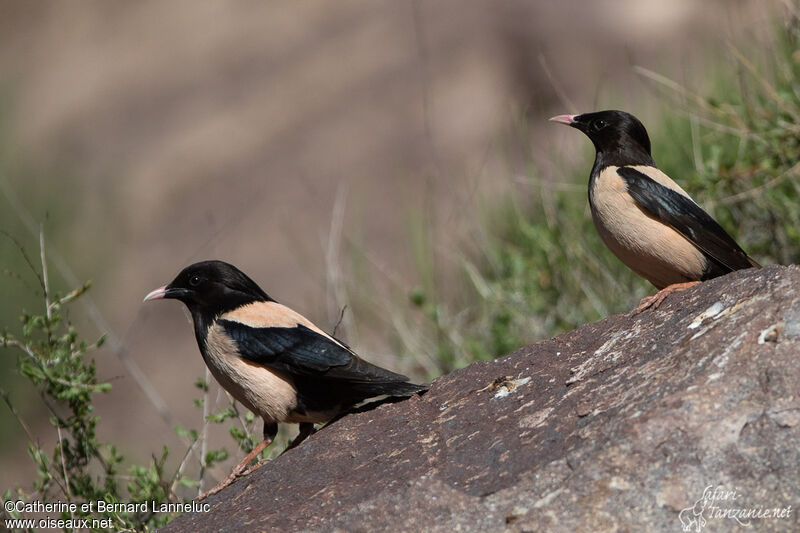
xmin=197 ymin=422 xmax=278 ymax=500
xmin=285 ymin=422 xmax=316 ymax=451
xmin=634 ymin=281 xmax=701 ymax=313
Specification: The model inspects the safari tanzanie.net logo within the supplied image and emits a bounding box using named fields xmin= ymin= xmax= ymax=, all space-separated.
xmin=679 ymin=485 xmax=793 ymax=531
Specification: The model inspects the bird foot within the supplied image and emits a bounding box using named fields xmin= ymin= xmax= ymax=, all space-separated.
xmin=196 ymin=469 xmax=242 ymax=501
xmin=634 ymin=281 xmax=701 ymax=313
xmin=281 ymin=422 xmax=316 ymax=454
xmin=196 ymin=438 xmax=270 ymax=500
xmin=241 ymin=458 xmax=268 ymax=477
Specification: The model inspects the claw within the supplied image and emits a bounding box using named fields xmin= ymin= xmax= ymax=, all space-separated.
xmin=634 ymin=281 xmax=700 ymax=313
xmin=196 ymin=437 xmax=271 ymax=500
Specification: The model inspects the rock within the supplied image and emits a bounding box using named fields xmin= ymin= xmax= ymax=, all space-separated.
xmin=161 ymin=265 xmax=800 ymax=532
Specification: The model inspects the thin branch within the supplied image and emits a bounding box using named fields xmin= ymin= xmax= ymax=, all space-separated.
xmin=332 ymin=305 xmax=347 ymax=338
xmin=230 ymin=399 xmax=254 ymax=449
xmin=0 ymin=229 xmax=44 ymax=291
xmin=0 ymin=388 xmax=38 ymax=444
xmin=324 ymin=182 xmax=355 ymax=342
xmin=198 ymin=368 xmax=212 ymax=496
xmin=1 ymin=338 xmax=107 ymax=391
xmin=1 ymin=338 xmax=38 ymax=361
xmin=39 ymin=226 xmax=51 ymax=321
xmin=49 ymin=283 xmax=91 ymax=313
xmin=37 ymin=391 xmax=111 ymax=473
xmin=55 ymin=426 xmax=74 ymax=518
xmin=0 ymin=177 xmax=177 ymax=431
xmin=170 ymin=436 xmax=200 ymax=499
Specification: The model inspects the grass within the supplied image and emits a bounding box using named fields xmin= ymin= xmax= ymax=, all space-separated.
xmin=0 ymin=234 xmax=286 ymax=530
xmin=364 ymin=9 xmax=800 ymax=377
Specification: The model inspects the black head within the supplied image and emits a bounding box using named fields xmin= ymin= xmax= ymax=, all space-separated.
xmin=550 ymin=110 xmax=654 ymax=167
xmin=144 ymin=260 xmax=273 ymax=317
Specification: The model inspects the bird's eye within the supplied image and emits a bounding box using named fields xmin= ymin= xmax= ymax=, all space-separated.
xmin=189 ymin=275 xmax=201 ymax=287
xmin=592 ymin=119 xmax=608 ymax=131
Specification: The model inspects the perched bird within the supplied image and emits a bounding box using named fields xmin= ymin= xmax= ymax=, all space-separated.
xmin=550 ymin=110 xmax=760 ymax=311
xmin=144 ymin=260 xmax=427 ymax=497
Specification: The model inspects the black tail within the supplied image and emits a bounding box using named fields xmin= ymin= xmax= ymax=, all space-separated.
xmin=347 ymin=378 xmax=428 ymax=400
xmin=377 ymin=380 xmax=428 ymax=397
xmin=328 ymin=384 xmax=428 ymax=423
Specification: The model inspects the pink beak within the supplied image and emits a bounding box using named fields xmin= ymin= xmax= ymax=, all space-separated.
xmin=548 ymin=114 xmax=576 ymax=126
xmin=143 ymin=285 xmax=168 ymax=302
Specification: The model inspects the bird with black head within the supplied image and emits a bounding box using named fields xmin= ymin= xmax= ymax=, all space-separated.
xmin=144 ymin=260 xmax=427 ymax=497
xmin=550 ymin=110 xmax=760 ymax=311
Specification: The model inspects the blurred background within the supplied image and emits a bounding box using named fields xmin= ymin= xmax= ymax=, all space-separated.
xmin=1 ymin=0 xmax=793 ymax=497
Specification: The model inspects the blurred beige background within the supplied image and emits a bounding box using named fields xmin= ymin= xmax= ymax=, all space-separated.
xmin=0 ymin=0 xmax=770 ymax=490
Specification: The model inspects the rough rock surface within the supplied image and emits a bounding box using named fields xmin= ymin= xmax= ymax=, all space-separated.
xmin=162 ymin=265 xmax=800 ymax=532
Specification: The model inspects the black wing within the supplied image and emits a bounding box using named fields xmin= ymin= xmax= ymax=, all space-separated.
xmin=219 ymin=320 xmax=413 ymax=386
xmin=617 ymin=166 xmax=759 ymax=274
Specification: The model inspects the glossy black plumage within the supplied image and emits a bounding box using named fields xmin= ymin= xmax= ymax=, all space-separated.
xmin=144 ymin=260 xmax=426 ymax=446
xmin=550 ymin=110 xmax=759 ymax=291
xmin=219 ymin=319 xmax=424 ymax=416
xmin=617 ymin=167 xmax=757 ymax=276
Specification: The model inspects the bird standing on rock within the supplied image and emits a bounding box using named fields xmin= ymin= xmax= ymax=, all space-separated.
xmin=144 ymin=260 xmax=427 ymax=497
xmin=550 ymin=110 xmax=760 ymax=311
